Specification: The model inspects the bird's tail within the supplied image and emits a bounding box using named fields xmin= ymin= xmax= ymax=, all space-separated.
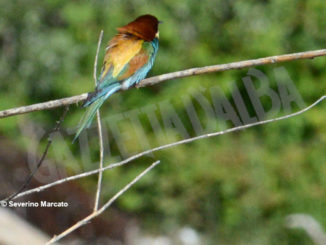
xmin=73 ymin=83 xmax=121 ymax=142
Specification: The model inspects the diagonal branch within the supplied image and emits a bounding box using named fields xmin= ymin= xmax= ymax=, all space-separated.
xmin=0 ymin=93 xmax=88 ymax=118
xmin=2 ymin=106 xmax=69 ymax=202
xmin=46 ymin=160 xmax=161 ymax=245
xmin=137 ymin=49 xmax=326 ymax=87
xmin=9 ymin=95 xmax=326 ymax=201
xmin=0 ymin=49 xmax=326 ymax=119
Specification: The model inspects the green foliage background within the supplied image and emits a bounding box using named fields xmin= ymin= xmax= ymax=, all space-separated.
xmin=1 ymin=0 xmax=326 ymax=244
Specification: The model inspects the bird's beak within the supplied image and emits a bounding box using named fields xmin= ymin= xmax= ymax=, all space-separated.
xmin=155 ymin=31 xmax=160 ymax=39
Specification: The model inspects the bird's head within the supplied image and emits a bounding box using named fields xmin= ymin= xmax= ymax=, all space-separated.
xmin=117 ymin=14 xmax=161 ymax=42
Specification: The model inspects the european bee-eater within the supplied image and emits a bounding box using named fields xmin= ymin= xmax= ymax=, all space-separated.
xmin=74 ymin=14 xmax=160 ymax=141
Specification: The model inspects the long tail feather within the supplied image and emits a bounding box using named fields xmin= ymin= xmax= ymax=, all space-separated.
xmin=73 ymin=83 xmax=121 ymax=142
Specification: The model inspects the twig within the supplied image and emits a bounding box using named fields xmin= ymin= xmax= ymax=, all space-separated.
xmin=12 ymin=95 xmax=326 ymax=200
xmin=0 ymin=49 xmax=325 ymax=119
xmin=2 ymin=106 xmax=69 ymax=202
xmin=285 ymin=214 xmax=326 ymax=245
xmin=46 ymin=160 xmax=161 ymax=245
xmin=93 ymin=30 xmax=103 ymax=85
xmin=93 ymin=30 xmax=104 ymax=211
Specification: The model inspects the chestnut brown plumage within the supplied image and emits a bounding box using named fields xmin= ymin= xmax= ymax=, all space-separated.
xmin=117 ymin=14 xmax=159 ymax=41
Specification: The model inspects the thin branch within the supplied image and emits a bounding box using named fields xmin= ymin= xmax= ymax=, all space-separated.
xmin=46 ymin=160 xmax=161 ymax=245
xmin=93 ymin=30 xmax=104 ymax=211
xmin=3 ymin=106 xmax=69 ymax=202
xmin=11 ymin=95 xmax=326 ymax=201
xmin=94 ymin=112 xmax=104 ymax=210
xmin=0 ymin=93 xmax=87 ymax=119
xmin=93 ymin=30 xmax=103 ymax=85
xmin=137 ymin=49 xmax=326 ymax=87
xmin=1 ymin=49 xmax=326 ymax=119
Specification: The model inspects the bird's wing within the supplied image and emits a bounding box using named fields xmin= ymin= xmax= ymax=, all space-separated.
xmin=116 ymin=41 xmax=154 ymax=81
xmin=97 ymin=34 xmax=144 ymax=89
xmin=85 ymin=37 xmax=155 ymax=107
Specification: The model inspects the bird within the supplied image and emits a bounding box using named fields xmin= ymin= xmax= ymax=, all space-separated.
xmin=74 ymin=14 xmax=160 ymax=142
